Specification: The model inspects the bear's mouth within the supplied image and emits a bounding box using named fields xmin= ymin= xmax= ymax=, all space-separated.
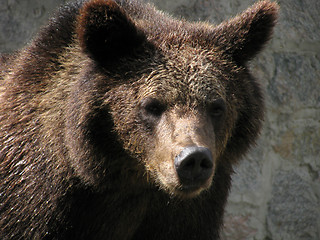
xmin=174 ymin=176 xmax=213 ymax=198
xmin=180 ymin=185 xmax=203 ymax=194
xmin=174 ymin=186 xmax=207 ymax=199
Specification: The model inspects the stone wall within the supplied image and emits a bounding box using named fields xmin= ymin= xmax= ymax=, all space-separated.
xmin=1 ymin=0 xmax=319 ymax=239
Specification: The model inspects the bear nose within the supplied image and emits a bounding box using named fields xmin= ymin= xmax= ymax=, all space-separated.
xmin=174 ymin=146 xmax=213 ymax=188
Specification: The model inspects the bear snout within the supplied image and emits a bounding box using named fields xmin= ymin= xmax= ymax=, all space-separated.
xmin=174 ymin=146 xmax=214 ymax=191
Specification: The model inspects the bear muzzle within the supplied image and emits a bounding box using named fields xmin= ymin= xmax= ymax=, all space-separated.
xmin=174 ymin=146 xmax=214 ymax=192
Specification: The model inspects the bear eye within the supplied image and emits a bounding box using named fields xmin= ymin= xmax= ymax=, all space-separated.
xmin=140 ymin=97 xmax=166 ymax=118
xmin=209 ymin=98 xmax=226 ymax=118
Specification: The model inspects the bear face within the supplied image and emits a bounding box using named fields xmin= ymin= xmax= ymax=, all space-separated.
xmin=103 ymin=47 xmax=235 ymax=198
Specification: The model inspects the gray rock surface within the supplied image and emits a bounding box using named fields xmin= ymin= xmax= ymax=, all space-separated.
xmin=1 ymin=0 xmax=319 ymax=239
xmin=0 ymin=0 xmax=68 ymax=53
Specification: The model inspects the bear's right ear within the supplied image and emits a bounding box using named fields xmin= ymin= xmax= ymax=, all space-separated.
xmin=77 ymin=0 xmax=144 ymax=63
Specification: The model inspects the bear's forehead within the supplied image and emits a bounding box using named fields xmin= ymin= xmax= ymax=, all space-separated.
xmin=137 ymin=47 xmax=227 ymax=105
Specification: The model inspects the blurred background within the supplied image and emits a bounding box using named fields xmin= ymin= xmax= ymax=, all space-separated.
xmin=0 ymin=0 xmax=319 ymax=239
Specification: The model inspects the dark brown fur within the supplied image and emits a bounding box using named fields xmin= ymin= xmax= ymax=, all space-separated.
xmin=0 ymin=0 xmax=278 ymax=239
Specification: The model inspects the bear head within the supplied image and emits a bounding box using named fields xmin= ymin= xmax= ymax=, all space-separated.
xmin=64 ymin=0 xmax=278 ymax=199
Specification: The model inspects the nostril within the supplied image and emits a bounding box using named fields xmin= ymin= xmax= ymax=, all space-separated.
xmin=174 ymin=146 xmax=213 ymax=186
xmin=200 ymin=157 xmax=213 ymax=169
xmin=181 ymin=157 xmax=195 ymax=169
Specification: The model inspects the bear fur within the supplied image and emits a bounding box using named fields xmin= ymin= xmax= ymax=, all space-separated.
xmin=0 ymin=0 xmax=278 ymax=239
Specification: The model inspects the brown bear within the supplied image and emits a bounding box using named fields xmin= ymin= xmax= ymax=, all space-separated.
xmin=0 ymin=0 xmax=278 ymax=239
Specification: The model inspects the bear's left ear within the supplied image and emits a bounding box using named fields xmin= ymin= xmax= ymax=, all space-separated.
xmin=211 ymin=0 xmax=279 ymax=64
xmin=77 ymin=0 xmax=144 ymax=63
